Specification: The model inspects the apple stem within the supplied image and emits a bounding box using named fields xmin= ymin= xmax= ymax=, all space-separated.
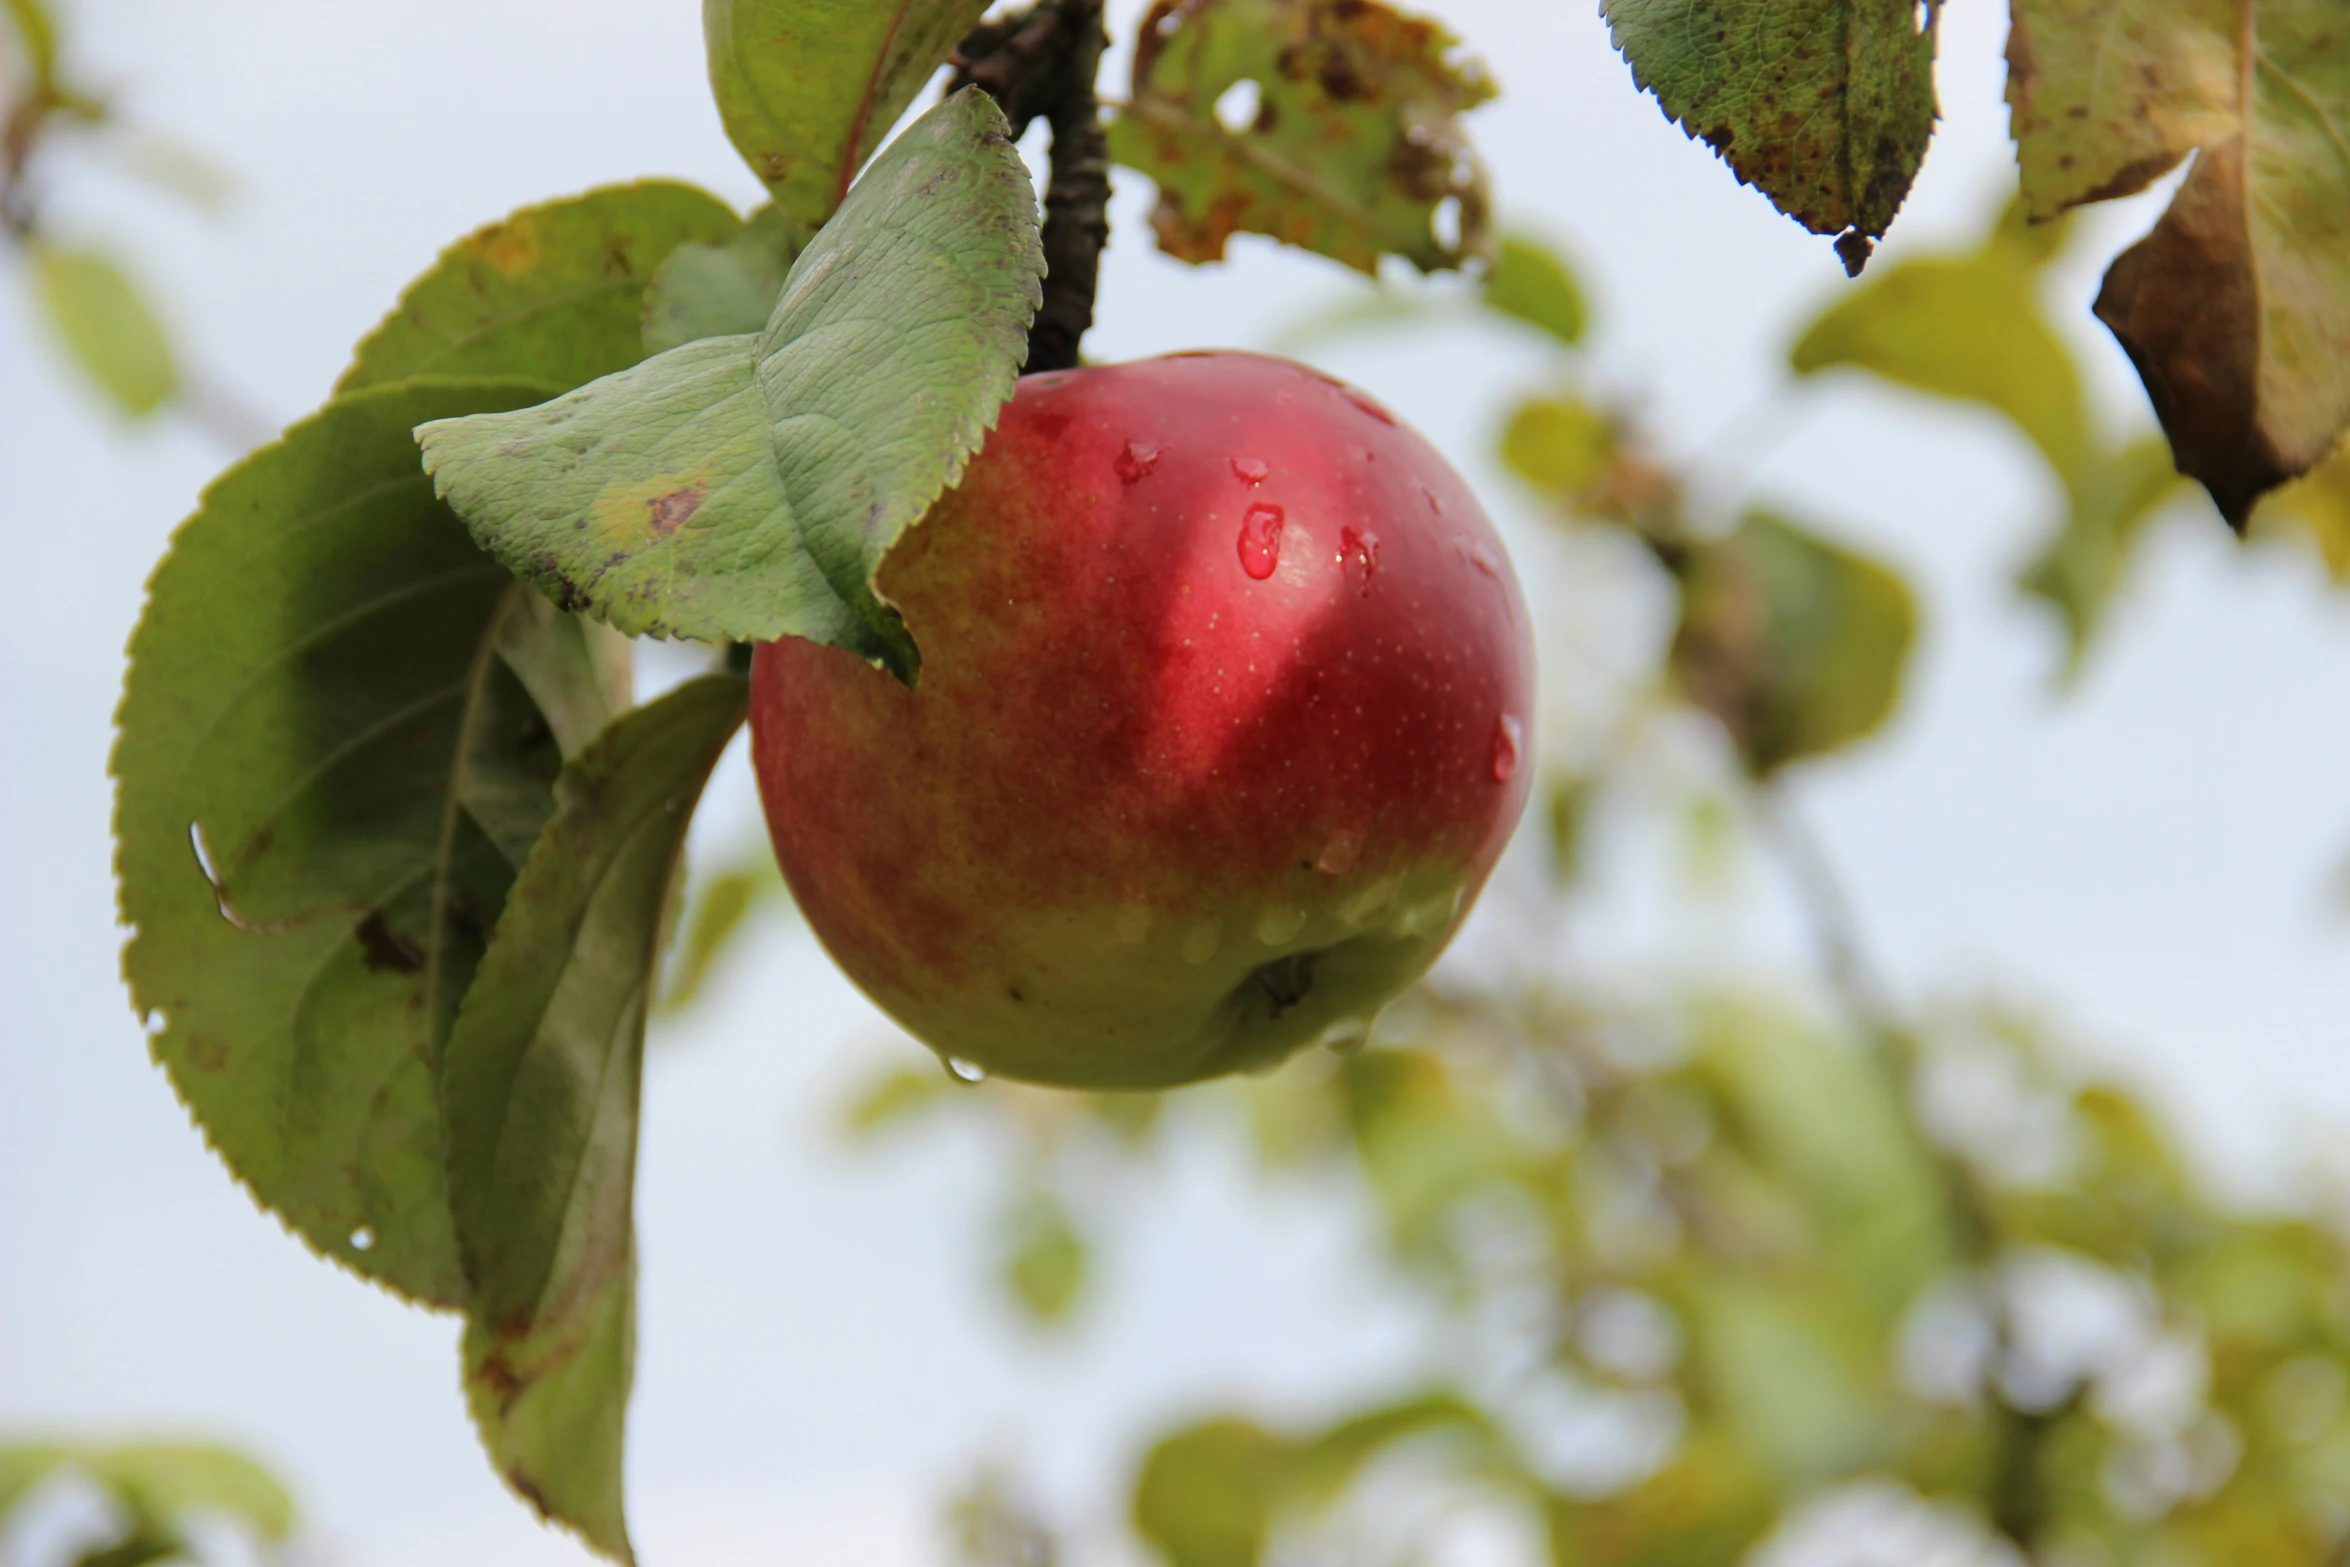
xmin=952 ymin=0 xmax=1109 ymax=373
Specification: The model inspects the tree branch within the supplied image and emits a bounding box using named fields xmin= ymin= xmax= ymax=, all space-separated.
xmin=952 ymin=0 xmax=1109 ymax=373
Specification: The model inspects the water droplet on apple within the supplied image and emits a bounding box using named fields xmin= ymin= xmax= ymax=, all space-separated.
xmin=1344 ymin=389 xmax=1396 ymax=426
xmin=1339 ymin=526 xmax=1379 ymax=595
xmin=1492 ymin=714 xmax=1525 ymax=783
xmin=1230 ymin=456 xmax=1269 ymax=486
xmin=943 ymin=1055 xmax=988 ymax=1084
xmin=1114 ymin=439 xmax=1164 ymax=484
xmin=1340 ymin=876 xmax=1398 ymax=926
xmin=1320 ymin=1018 xmax=1372 ymax=1056
xmin=1315 ymin=828 xmax=1362 ymax=876
xmin=1182 ymin=918 xmax=1223 ymax=965
xmin=1421 ymin=485 xmax=1444 ymax=515
xmin=1237 ymin=502 xmax=1285 ymax=580
xmin=1469 ymin=542 xmax=1502 ymax=578
xmin=1256 ymin=905 xmax=1307 ymax=945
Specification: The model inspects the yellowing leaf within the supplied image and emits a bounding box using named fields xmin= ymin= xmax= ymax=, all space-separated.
xmin=1500 ymin=393 xmax=1614 ymax=496
xmin=2008 ymin=0 xmax=2350 ymax=523
xmin=1132 ymin=1419 xmax=1294 ymax=1567
xmin=1108 ymin=0 xmax=1494 ymax=274
xmin=30 ymin=242 xmax=177 ymax=416
xmin=1669 ymin=511 xmax=1917 ymax=775
xmin=1603 ymin=0 xmax=1940 ymax=273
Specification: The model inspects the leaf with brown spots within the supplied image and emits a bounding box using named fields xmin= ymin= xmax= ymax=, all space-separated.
xmin=2007 ymin=0 xmax=2350 ymax=524
xmin=444 ymin=675 xmax=747 ymax=1565
xmin=1602 ymin=0 xmax=1939 ymax=273
xmin=339 ymin=182 xmax=741 ymax=397
xmin=1107 ymin=0 xmax=1495 ymax=274
xmin=113 ymin=380 xmax=631 ymax=1307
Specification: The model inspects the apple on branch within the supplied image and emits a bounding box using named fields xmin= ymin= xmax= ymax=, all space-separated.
xmin=751 ymin=351 xmax=1534 ymax=1090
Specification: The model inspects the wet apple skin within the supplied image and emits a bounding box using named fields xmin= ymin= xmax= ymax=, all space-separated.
xmin=750 ymin=351 xmax=1535 ymax=1088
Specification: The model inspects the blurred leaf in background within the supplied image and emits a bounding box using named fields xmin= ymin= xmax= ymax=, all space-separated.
xmin=27 ymin=242 xmax=177 ymax=416
xmin=0 ymin=1438 xmax=296 ymax=1565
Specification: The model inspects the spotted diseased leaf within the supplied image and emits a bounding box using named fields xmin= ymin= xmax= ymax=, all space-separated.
xmin=1602 ymin=0 xmax=1939 ymax=273
xmin=339 ymin=182 xmax=741 ymax=396
xmin=113 ymin=379 xmax=631 ymax=1305
xmin=418 ymin=90 xmax=1042 ymax=680
xmin=1669 ymin=511 xmax=1917 ymax=775
xmin=640 ymin=203 xmax=809 ymax=357
xmin=1108 ymin=0 xmax=1494 ymax=274
xmin=704 ymin=0 xmax=991 ymax=228
xmin=445 ymin=675 xmax=746 ymax=1566
xmin=2007 ymin=0 xmax=2350 ymax=524
xmin=30 ymin=242 xmax=177 ymax=416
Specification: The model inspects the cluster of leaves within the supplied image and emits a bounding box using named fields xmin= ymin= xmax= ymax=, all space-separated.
xmin=0 ymin=1439 xmax=293 ymax=1566
xmin=1604 ymin=0 xmax=2350 ymax=537
xmin=102 ymin=0 xmax=1515 ymax=1559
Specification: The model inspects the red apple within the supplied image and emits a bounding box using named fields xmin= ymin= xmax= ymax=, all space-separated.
xmin=749 ymin=351 xmax=1534 ymax=1089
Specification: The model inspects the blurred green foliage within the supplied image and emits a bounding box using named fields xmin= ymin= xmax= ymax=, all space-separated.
xmin=0 ymin=1439 xmax=294 ymax=1566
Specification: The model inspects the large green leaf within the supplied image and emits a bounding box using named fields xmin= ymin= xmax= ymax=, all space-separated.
xmin=1790 ymin=201 xmax=2092 ymax=484
xmin=444 ymin=675 xmax=745 ymax=1565
xmin=1108 ymin=0 xmax=1494 ymax=274
xmin=30 ymin=242 xmax=177 ymax=416
xmin=1668 ymin=510 xmax=1917 ymax=775
xmin=339 ymin=182 xmax=740 ymax=396
xmin=419 ymin=89 xmax=1042 ymax=679
xmin=704 ymin=0 xmax=990 ymax=227
xmin=2007 ymin=0 xmax=2350 ymax=523
xmin=114 ymin=380 xmax=631 ymax=1305
xmin=1602 ymin=0 xmax=1939 ymax=272
xmin=640 ymin=203 xmax=808 ymax=356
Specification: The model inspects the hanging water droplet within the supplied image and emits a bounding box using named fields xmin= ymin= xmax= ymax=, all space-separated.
xmin=1182 ymin=917 xmax=1223 ymax=965
xmin=1339 ymin=526 xmax=1380 ymax=595
xmin=1237 ymin=502 xmax=1285 ymax=580
xmin=943 ymin=1055 xmax=988 ymax=1084
xmin=1492 ymin=714 xmax=1525 ymax=782
xmin=1256 ymin=905 xmax=1307 ymax=945
xmin=350 ymin=1227 xmax=375 ymax=1252
xmin=1230 ymin=456 xmax=1269 ymax=485
xmin=1114 ymin=439 xmax=1164 ymax=484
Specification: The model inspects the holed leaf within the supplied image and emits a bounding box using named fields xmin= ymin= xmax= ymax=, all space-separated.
xmin=1109 ymin=0 xmax=1495 ymax=274
xmin=2007 ymin=0 xmax=2350 ymax=523
xmin=114 ymin=379 xmax=632 ymax=1305
xmin=640 ymin=203 xmax=809 ymax=357
xmin=444 ymin=675 xmax=747 ymax=1565
xmin=1789 ymin=199 xmax=2092 ymax=484
xmin=1603 ymin=0 xmax=1940 ymax=273
xmin=1669 ymin=510 xmax=1917 ymax=775
xmin=339 ymin=182 xmax=740 ymax=396
xmin=31 ymin=242 xmax=177 ymax=416
xmin=418 ymin=89 xmax=1043 ymax=678
xmin=704 ymin=0 xmax=991 ymax=228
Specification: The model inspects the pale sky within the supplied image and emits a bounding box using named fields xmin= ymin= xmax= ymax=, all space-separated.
xmin=4 ymin=1 xmax=2347 ymax=1564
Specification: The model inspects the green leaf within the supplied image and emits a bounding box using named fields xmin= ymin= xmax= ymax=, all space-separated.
xmin=2017 ymin=436 xmax=2192 ymax=677
xmin=1483 ymin=234 xmax=1587 ymax=347
xmin=1293 ymin=1393 xmax=1499 ymax=1497
xmin=30 ymin=242 xmax=177 ymax=416
xmin=658 ymin=845 xmax=789 ymax=1013
xmin=1547 ymin=776 xmax=1595 ymax=885
xmin=641 ymin=203 xmax=809 ymax=357
xmin=6 ymin=0 xmax=60 ymax=88
xmin=445 ymin=675 xmax=748 ymax=1566
xmin=1132 ymin=1419 xmax=1294 ymax=1567
xmin=113 ymin=379 xmax=631 ymax=1305
xmin=1001 ymin=1184 xmax=1089 ymax=1325
xmin=841 ymin=1065 xmax=955 ymax=1136
xmin=1668 ymin=510 xmax=1917 ymax=775
xmin=1108 ymin=0 xmax=1495 ymax=274
xmin=339 ymin=182 xmax=740 ymax=396
xmin=0 ymin=1444 xmax=68 ymax=1518
xmin=419 ymin=88 xmax=1042 ymax=678
xmin=1789 ymin=199 xmax=2093 ymax=484
xmin=2008 ymin=0 xmax=2350 ymax=523
xmin=1689 ymin=1278 xmax=1886 ymax=1484
xmin=86 ymin=1445 xmax=296 ymax=1540
xmin=704 ymin=0 xmax=991 ymax=227
xmin=1602 ymin=0 xmax=1939 ymax=272
xmin=1499 ymin=393 xmax=1614 ymax=496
